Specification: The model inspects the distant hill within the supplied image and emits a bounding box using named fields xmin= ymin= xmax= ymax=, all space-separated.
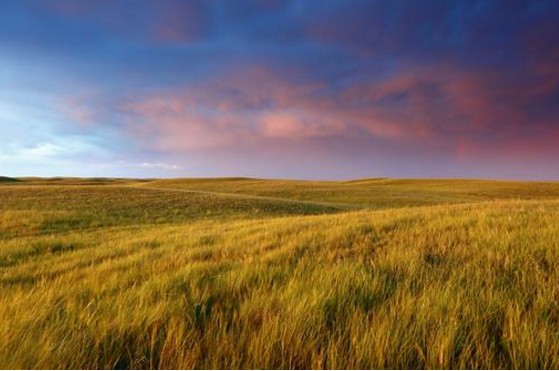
xmin=0 ymin=176 xmax=20 ymax=183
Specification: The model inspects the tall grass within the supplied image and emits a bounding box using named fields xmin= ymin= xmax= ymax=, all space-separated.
xmin=1 ymin=179 xmax=558 ymax=368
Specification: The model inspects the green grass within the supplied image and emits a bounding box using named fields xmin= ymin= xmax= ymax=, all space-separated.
xmin=1 ymin=177 xmax=559 ymax=368
xmin=0 ymin=176 xmax=20 ymax=183
xmin=145 ymin=177 xmax=559 ymax=208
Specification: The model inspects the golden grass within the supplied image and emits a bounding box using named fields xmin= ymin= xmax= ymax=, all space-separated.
xmin=145 ymin=177 xmax=559 ymax=208
xmin=1 ymin=178 xmax=559 ymax=368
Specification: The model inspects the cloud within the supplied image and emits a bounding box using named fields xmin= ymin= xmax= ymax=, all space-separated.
xmin=20 ymin=142 xmax=66 ymax=157
xmin=2 ymin=0 xmax=559 ymax=179
xmin=260 ymin=111 xmax=340 ymax=139
xmin=104 ymin=50 xmax=559 ymax=164
xmin=111 ymin=161 xmax=184 ymax=170
xmin=116 ymin=65 xmax=433 ymax=152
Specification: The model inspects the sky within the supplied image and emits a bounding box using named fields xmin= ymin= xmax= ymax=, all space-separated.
xmin=1 ymin=0 xmax=558 ymax=180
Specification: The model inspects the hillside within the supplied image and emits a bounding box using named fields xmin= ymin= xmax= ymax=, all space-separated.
xmin=1 ymin=178 xmax=558 ymax=368
xmin=145 ymin=177 xmax=559 ymax=208
xmin=0 ymin=176 xmax=20 ymax=183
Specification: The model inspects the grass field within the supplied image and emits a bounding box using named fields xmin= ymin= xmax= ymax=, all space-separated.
xmin=1 ymin=177 xmax=559 ymax=368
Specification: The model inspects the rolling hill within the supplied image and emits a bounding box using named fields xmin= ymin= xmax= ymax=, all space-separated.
xmin=1 ymin=178 xmax=558 ymax=368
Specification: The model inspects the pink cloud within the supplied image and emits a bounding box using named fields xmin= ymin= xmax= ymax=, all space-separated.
xmin=115 ymin=65 xmax=473 ymax=153
xmin=122 ymin=101 xmax=246 ymax=151
xmin=261 ymin=112 xmax=310 ymax=138
xmin=260 ymin=111 xmax=344 ymax=139
xmin=58 ymin=92 xmax=102 ymax=127
xmin=83 ymin=59 xmax=556 ymax=162
xmin=117 ymin=65 xmax=422 ymax=151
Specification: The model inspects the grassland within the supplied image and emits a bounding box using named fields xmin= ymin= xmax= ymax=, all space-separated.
xmin=1 ymin=177 xmax=559 ymax=368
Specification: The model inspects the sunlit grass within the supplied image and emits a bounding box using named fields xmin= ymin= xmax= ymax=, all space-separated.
xmin=1 ymin=178 xmax=558 ymax=368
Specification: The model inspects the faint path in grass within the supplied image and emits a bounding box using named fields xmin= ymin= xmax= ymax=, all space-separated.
xmin=129 ymin=184 xmax=363 ymax=211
